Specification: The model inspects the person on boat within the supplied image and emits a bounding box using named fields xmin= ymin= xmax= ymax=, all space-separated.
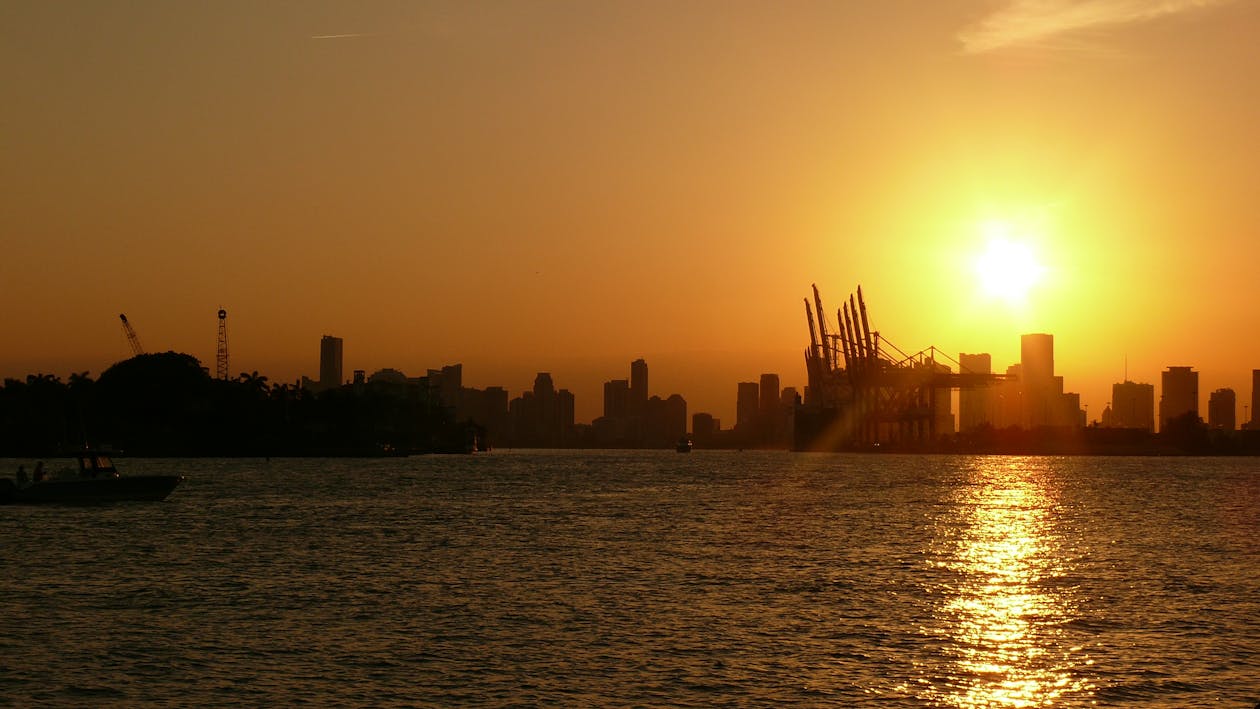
xmin=15 ymin=465 xmax=28 ymax=487
xmin=32 ymin=461 xmax=45 ymax=482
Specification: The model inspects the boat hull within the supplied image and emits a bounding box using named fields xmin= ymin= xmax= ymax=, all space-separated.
xmin=0 ymin=475 xmax=182 ymax=505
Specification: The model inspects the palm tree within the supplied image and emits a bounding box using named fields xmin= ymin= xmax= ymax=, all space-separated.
xmin=238 ymin=371 xmax=269 ymax=397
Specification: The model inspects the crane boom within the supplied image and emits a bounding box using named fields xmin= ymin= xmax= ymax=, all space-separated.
xmin=804 ymin=299 xmax=820 ymax=362
xmin=119 ymin=314 xmax=145 ymax=356
xmin=811 ymin=284 xmax=831 ymax=370
xmin=858 ymin=286 xmax=875 ymax=363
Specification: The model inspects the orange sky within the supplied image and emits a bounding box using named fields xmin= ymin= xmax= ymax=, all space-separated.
xmin=4 ymin=1 xmax=1260 ymax=425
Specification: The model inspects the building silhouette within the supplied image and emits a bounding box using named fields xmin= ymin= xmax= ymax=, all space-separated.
xmin=630 ymin=358 xmax=648 ymax=416
xmin=643 ymin=394 xmax=687 ymax=447
xmin=996 ymin=363 xmax=1023 ymax=429
xmin=736 ymin=381 xmax=759 ymax=433
xmin=759 ymin=374 xmax=779 ymax=416
xmin=692 ymin=413 xmax=718 ymax=446
xmin=1208 ymin=388 xmax=1235 ymax=431
xmin=459 ymin=384 xmax=509 ymax=447
xmin=593 ymin=360 xmax=686 ymax=447
xmin=428 ymin=364 xmax=462 ymax=414
xmin=508 ymin=372 xmax=574 ymax=447
xmin=603 ymin=379 xmax=630 ymax=419
xmin=1107 ymin=381 xmax=1155 ymax=431
xmin=319 ymin=335 xmax=343 ymax=391
xmin=759 ymin=373 xmax=780 ymax=443
xmin=958 ymin=353 xmax=996 ymax=432
xmin=1159 ymin=366 xmax=1199 ymax=431
xmin=1013 ymin=334 xmax=1083 ymax=428
xmin=1020 ymin=334 xmax=1055 ymax=428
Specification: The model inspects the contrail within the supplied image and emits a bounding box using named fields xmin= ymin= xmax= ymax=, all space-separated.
xmin=959 ymin=0 xmax=1233 ymax=54
xmin=310 ymin=32 xmax=378 ymax=40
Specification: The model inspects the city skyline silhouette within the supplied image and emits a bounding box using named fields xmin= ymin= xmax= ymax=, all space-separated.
xmin=4 ymin=2 xmax=1260 ymax=433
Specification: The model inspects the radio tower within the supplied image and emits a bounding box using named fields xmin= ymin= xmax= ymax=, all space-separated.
xmin=119 ymin=314 xmax=145 ymax=356
xmin=216 ymin=308 xmax=229 ymax=381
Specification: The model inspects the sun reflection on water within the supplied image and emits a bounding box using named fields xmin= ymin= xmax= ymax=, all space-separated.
xmin=919 ymin=458 xmax=1094 ymax=707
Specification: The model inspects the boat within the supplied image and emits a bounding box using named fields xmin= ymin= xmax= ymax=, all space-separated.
xmin=676 ymin=436 xmax=693 ymax=453
xmin=0 ymin=452 xmax=182 ymax=505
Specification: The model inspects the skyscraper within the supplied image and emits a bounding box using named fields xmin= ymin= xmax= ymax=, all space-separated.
xmin=1208 ymin=388 xmax=1235 ymax=431
xmin=319 ymin=335 xmax=343 ymax=390
xmin=958 ymin=353 xmax=994 ymax=432
xmin=1159 ymin=366 xmax=1198 ymax=431
xmin=604 ymin=379 xmax=630 ymax=419
xmin=692 ymin=413 xmax=717 ymax=444
xmin=1111 ymin=381 xmax=1155 ymax=431
xmin=630 ymin=359 xmax=648 ymax=414
xmin=533 ymin=372 xmax=557 ymax=441
xmin=736 ymin=382 xmax=759 ymax=429
xmin=1020 ymin=334 xmax=1054 ymax=428
xmin=759 ymin=373 xmax=780 ymax=416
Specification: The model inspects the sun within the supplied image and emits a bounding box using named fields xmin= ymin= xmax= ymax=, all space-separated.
xmin=973 ymin=220 xmax=1045 ymax=305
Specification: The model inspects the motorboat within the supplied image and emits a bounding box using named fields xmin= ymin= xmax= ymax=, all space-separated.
xmin=0 ymin=452 xmax=182 ymax=505
xmin=676 ymin=436 xmax=693 ymax=453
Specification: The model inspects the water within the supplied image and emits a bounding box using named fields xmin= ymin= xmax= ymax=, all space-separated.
xmin=2 ymin=451 xmax=1259 ymax=707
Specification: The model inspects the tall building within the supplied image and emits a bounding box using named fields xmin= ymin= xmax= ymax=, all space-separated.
xmin=533 ymin=373 xmax=557 ymax=442
xmin=1110 ymin=381 xmax=1155 ymax=431
xmin=692 ymin=413 xmax=717 ymax=444
xmin=736 ymin=382 xmax=760 ymax=429
xmin=1159 ymin=366 xmax=1199 ymax=431
xmin=958 ymin=353 xmax=994 ymax=432
xmin=630 ymin=359 xmax=648 ymax=414
xmin=604 ymin=379 xmax=630 ymax=419
xmin=757 ymin=373 xmax=780 ymax=443
xmin=643 ymin=394 xmax=687 ymax=446
xmin=996 ymin=363 xmax=1023 ymax=429
xmin=557 ymin=388 xmax=575 ymax=441
xmin=780 ymin=387 xmax=800 ymax=407
xmin=759 ymin=374 xmax=780 ymax=416
xmin=1020 ymin=334 xmax=1055 ymax=428
xmin=319 ymin=335 xmax=343 ymax=390
xmin=428 ymin=364 xmax=462 ymax=410
xmin=507 ymin=373 xmax=574 ymax=447
xmin=1208 ymin=388 xmax=1236 ymax=431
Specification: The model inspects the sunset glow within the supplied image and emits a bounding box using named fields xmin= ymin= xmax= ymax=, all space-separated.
xmin=974 ymin=223 xmax=1046 ymax=306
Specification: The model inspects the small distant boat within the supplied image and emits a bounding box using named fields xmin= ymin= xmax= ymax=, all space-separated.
xmin=0 ymin=452 xmax=182 ymax=505
xmin=676 ymin=436 xmax=693 ymax=453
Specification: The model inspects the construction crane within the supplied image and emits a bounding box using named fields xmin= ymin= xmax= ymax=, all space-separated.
xmin=119 ymin=314 xmax=145 ymax=356
xmin=216 ymin=308 xmax=229 ymax=380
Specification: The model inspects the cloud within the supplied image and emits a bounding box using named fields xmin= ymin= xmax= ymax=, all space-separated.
xmin=959 ymin=0 xmax=1233 ymax=54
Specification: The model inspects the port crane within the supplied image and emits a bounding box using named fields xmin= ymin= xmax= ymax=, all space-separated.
xmin=119 ymin=314 xmax=145 ymax=356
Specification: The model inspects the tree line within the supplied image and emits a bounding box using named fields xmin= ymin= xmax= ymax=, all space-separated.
xmin=0 ymin=352 xmax=475 ymax=457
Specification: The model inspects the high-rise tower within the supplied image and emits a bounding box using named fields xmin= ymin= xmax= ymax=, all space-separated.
xmin=1208 ymin=388 xmax=1236 ymax=431
xmin=320 ymin=335 xmax=344 ymax=390
xmin=1020 ymin=334 xmax=1055 ymax=428
xmin=630 ymin=359 xmax=648 ymax=414
xmin=958 ymin=353 xmax=994 ymax=432
xmin=1159 ymin=366 xmax=1198 ymax=431
xmin=1111 ymin=381 xmax=1155 ymax=431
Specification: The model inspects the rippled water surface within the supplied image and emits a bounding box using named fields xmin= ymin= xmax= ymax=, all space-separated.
xmin=2 ymin=452 xmax=1259 ymax=706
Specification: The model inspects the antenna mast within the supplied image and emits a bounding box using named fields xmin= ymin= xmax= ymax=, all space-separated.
xmin=216 ymin=308 xmax=229 ymax=380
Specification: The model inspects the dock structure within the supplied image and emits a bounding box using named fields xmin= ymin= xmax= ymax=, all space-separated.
xmin=796 ymin=284 xmax=1005 ymax=450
